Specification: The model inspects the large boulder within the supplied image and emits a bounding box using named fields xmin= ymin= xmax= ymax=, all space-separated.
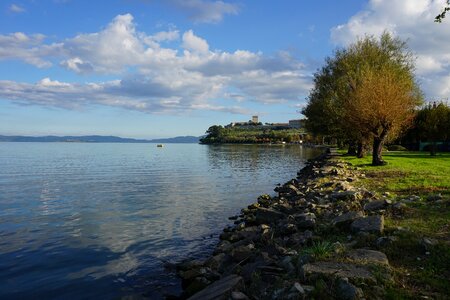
xmin=293 ymin=213 xmax=316 ymax=229
xmin=363 ymin=200 xmax=389 ymax=212
xmin=351 ymin=215 xmax=384 ymax=234
xmin=300 ymin=262 xmax=375 ymax=283
xmin=255 ymin=207 xmax=285 ymax=224
xmin=187 ymin=275 xmax=244 ymax=300
xmin=231 ymin=244 xmax=256 ymax=262
xmin=332 ymin=211 xmax=364 ymax=228
xmin=336 ymin=277 xmax=364 ymax=300
xmin=346 ymin=249 xmax=389 ymax=265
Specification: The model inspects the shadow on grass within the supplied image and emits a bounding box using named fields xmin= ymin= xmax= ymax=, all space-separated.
xmin=384 ymin=152 xmax=450 ymax=159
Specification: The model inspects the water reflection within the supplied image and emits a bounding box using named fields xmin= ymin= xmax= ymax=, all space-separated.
xmin=0 ymin=143 xmax=320 ymax=299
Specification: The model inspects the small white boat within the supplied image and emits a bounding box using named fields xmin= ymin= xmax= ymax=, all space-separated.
xmin=156 ymin=144 xmax=164 ymax=147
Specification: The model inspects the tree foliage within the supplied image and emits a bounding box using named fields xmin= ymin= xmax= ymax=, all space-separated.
xmin=303 ymin=32 xmax=423 ymax=165
xmin=200 ymin=126 xmax=305 ymax=144
xmin=417 ymin=102 xmax=450 ymax=155
xmin=435 ymin=0 xmax=450 ymax=22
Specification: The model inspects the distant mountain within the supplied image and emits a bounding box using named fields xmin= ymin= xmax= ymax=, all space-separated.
xmin=149 ymin=136 xmax=200 ymax=143
xmin=0 ymin=135 xmax=201 ymax=143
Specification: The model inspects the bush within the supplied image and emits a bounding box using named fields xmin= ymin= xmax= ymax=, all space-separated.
xmin=387 ymin=144 xmax=408 ymax=151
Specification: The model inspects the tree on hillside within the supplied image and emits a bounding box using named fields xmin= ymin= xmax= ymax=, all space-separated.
xmin=200 ymin=125 xmax=225 ymax=144
xmin=303 ymin=32 xmax=423 ymax=165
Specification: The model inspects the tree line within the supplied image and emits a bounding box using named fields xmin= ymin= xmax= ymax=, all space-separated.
xmin=200 ymin=126 xmax=305 ymax=144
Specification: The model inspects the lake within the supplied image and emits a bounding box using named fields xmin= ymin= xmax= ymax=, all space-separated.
xmin=0 ymin=143 xmax=321 ymax=299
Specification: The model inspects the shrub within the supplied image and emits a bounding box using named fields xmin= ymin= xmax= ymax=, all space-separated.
xmin=387 ymin=144 xmax=408 ymax=151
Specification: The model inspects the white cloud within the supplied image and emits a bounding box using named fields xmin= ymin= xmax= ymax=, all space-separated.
xmin=331 ymin=0 xmax=450 ymax=98
xmin=0 ymin=14 xmax=312 ymax=114
xmin=9 ymin=4 xmax=25 ymax=13
xmin=182 ymin=30 xmax=209 ymax=54
xmin=0 ymin=32 xmax=61 ymax=67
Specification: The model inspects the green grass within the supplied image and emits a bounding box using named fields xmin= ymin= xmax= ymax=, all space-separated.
xmin=302 ymin=241 xmax=335 ymax=260
xmin=339 ymin=151 xmax=450 ymax=196
xmin=338 ymin=151 xmax=450 ymax=298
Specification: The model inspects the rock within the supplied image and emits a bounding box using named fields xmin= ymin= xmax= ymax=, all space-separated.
xmin=420 ymin=237 xmax=438 ymax=251
xmin=185 ymin=277 xmax=211 ymax=296
xmin=391 ymin=202 xmax=407 ymax=213
xmin=237 ymin=226 xmax=262 ymax=241
xmin=180 ymin=268 xmax=204 ymax=281
xmin=346 ymin=249 xmax=389 ymax=265
xmin=187 ymin=275 xmax=243 ymax=300
xmin=214 ymin=241 xmax=233 ymax=254
xmin=275 ymin=184 xmax=301 ymax=195
xmin=231 ymin=244 xmax=255 ymax=262
xmin=177 ymin=259 xmax=204 ymax=271
xmin=375 ymin=236 xmax=398 ymax=248
xmin=427 ymin=193 xmax=443 ymax=202
xmin=290 ymin=282 xmax=305 ymax=295
xmin=351 ymin=215 xmax=384 ymax=234
xmin=279 ymin=256 xmax=295 ymax=273
xmin=286 ymin=232 xmax=311 ymax=247
xmin=335 ymin=181 xmax=353 ymax=191
xmin=300 ymin=262 xmax=375 ymax=282
xmin=333 ymin=211 xmax=364 ymax=227
xmin=205 ymin=253 xmax=228 ymax=271
xmin=293 ymin=213 xmax=316 ymax=229
xmin=231 ymin=291 xmax=249 ymax=300
xmin=240 ymin=260 xmax=266 ymax=282
xmin=363 ymin=200 xmax=388 ymax=212
xmin=330 ymin=191 xmax=361 ymax=202
xmin=248 ymin=202 xmax=260 ymax=209
xmin=255 ymin=207 xmax=285 ymax=224
xmin=336 ymin=277 xmax=364 ymax=300
xmin=181 ymin=267 xmax=220 ymax=282
xmin=257 ymin=194 xmax=272 ymax=207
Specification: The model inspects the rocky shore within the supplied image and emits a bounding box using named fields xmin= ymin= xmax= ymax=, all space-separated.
xmin=174 ymin=153 xmax=409 ymax=299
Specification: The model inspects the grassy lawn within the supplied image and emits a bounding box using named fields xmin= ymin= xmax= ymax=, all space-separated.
xmin=338 ymin=151 xmax=450 ymax=299
xmin=339 ymin=151 xmax=450 ymax=196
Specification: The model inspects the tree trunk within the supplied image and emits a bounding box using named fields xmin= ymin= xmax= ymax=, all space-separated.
xmin=347 ymin=141 xmax=357 ymax=156
xmin=372 ymin=130 xmax=388 ymax=166
xmin=430 ymin=141 xmax=437 ymax=156
xmin=356 ymin=141 xmax=365 ymax=158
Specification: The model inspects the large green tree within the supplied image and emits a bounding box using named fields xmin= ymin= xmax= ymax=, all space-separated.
xmin=304 ymin=32 xmax=423 ymax=165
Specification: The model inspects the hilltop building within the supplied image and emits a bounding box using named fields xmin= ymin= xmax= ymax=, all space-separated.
xmin=288 ymin=119 xmax=303 ymax=129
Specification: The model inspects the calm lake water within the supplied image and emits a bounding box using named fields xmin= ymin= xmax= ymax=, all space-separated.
xmin=0 ymin=143 xmax=320 ymax=299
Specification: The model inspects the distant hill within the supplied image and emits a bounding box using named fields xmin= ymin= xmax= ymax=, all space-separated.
xmin=0 ymin=135 xmax=201 ymax=143
xmin=149 ymin=136 xmax=200 ymax=143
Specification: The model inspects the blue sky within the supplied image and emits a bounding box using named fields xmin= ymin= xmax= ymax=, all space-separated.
xmin=1 ymin=0 xmax=449 ymax=138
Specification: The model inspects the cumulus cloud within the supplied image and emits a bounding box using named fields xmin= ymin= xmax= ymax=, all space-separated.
xmin=9 ymin=4 xmax=25 ymax=13
xmin=331 ymin=0 xmax=450 ymax=98
xmin=0 ymin=13 xmax=311 ymax=115
xmin=182 ymin=30 xmax=209 ymax=54
xmin=0 ymin=77 xmax=245 ymax=114
xmin=0 ymin=32 xmax=62 ymax=67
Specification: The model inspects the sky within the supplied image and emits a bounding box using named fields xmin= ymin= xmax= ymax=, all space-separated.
xmin=0 ymin=0 xmax=449 ymax=139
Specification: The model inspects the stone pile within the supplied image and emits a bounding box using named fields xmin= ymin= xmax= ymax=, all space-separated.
xmin=176 ymin=154 xmax=400 ymax=299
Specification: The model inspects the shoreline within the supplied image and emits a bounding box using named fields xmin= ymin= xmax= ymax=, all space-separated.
xmin=173 ymin=151 xmax=398 ymax=299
